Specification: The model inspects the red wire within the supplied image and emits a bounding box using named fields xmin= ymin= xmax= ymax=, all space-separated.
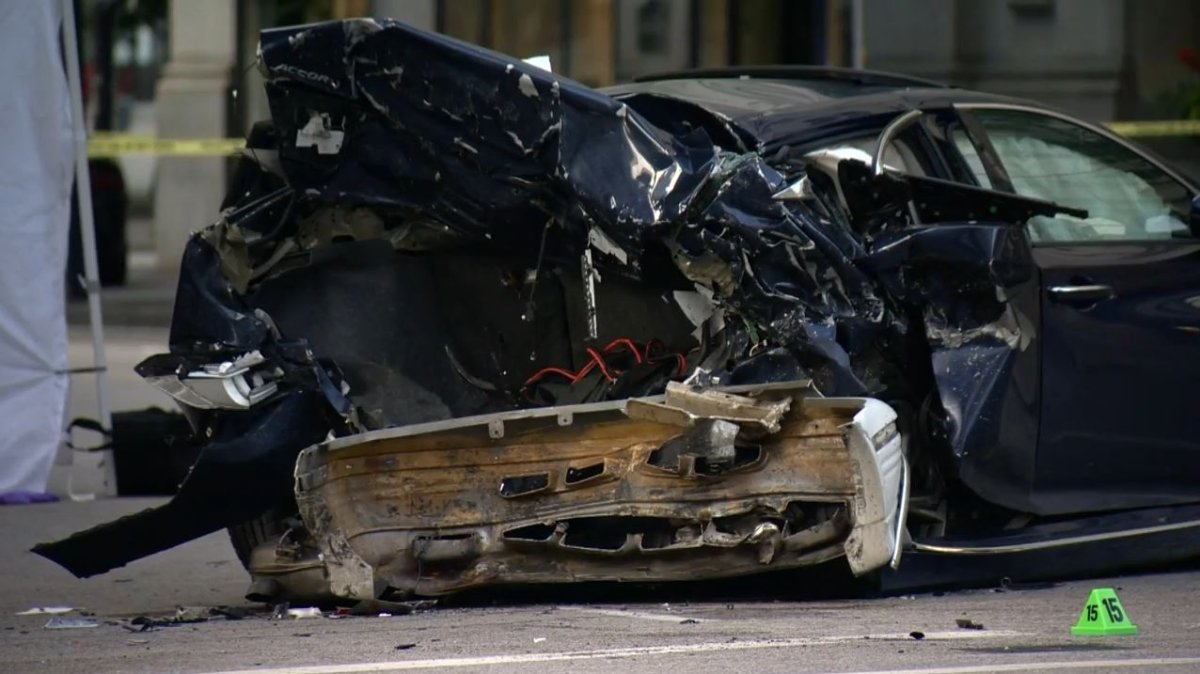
xmin=573 ymin=358 xmax=598 ymax=382
xmin=585 ymin=347 xmax=617 ymax=382
xmin=523 ymin=366 xmax=580 ymax=387
xmin=644 ymin=339 xmax=687 ymax=376
xmin=525 ymin=339 xmax=686 ymax=388
xmin=602 ymin=338 xmax=644 ymax=363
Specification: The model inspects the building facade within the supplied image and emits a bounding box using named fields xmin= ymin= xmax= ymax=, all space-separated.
xmin=147 ymin=0 xmax=1200 ymax=267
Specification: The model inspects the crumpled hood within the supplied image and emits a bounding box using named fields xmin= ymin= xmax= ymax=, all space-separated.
xmin=256 ymin=19 xmax=898 ymax=396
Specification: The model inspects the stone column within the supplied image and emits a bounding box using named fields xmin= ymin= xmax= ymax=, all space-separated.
xmin=152 ymin=0 xmax=235 ymax=270
xmin=371 ymin=0 xmax=435 ymax=26
xmin=862 ymin=0 xmax=1127 ymax=123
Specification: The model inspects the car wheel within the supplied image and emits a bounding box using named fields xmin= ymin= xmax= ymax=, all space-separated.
xmin=227 ymin=508 xmax=291 ymax=569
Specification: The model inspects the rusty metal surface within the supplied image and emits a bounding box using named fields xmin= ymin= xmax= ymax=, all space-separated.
xmin=294 ymin=383 xmax=892 ymax=597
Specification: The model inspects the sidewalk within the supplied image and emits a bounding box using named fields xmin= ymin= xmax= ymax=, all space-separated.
xmin=67 ymin=250 xmax=176 ymax=329
xmin=54 ymin=249 xmax=177 ymax=498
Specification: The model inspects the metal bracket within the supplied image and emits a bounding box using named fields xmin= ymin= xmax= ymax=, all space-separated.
xmin=488 ymin=419 xmax=505 ymax=439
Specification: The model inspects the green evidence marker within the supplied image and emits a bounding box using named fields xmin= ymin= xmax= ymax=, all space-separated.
xmin=1071 ymin=588 xmax=1139 ymax=636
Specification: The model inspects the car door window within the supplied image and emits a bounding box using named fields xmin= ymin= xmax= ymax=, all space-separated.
xmin=949 ymin=126 xmax=993 ymax=189
xmin=964 ymin=109 xmax=1192 ymax=243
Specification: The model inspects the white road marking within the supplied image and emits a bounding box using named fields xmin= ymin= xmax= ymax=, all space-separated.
xmin=830 ymin=658 xmax=1200 ymax=674
xmin=560 ymin=606 xmax=713 ymax=623
xmin=195 ymin=630 xmax=1027 ymax=674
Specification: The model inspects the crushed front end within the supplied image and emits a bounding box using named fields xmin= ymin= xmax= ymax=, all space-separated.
xmin=35 ymin=19 xmax=1068 ymax=600
xmin=295 ymin=383 xmax=905 ymax=597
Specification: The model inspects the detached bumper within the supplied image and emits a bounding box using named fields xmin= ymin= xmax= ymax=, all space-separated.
xmin=292 ymin=382 xmax=906 ymax=598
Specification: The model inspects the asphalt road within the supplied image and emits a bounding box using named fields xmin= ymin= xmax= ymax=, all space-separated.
xmin=21 ymin=303 xmax=1200 ymax=673
xmin=3 ymin=497 xmax=1200 ymax=674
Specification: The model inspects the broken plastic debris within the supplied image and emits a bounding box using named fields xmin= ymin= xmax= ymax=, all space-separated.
xmin=517 ymin=73 xmax=537 ymax=98
xmin=348 ymin=598 xmax=436 ymax=616
xmin=587 ymin=226 xmax=629 ymax=265
xmin=16 ymin=606 xmax=74 ymax=615
xmin=522 ymin=55 xmax=552 ymax=72
xmin=174 ymin=606 xmax=209 ymax=623
xmin=955 ymin=618 xmax=985 ymax=630
xmin=210 ymin=606 xmax=251 ymax=620
xmin=287 ymin=607 xmax=323 ymax=619
xmin=44 ymin=617 xmax=99 ymax=629
xmin=295 ymin=112 xmax=345 ymax=155
xmin=124 ymin=607 xmax=211 ymax=632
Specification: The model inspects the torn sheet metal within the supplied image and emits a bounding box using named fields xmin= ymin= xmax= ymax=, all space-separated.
xmin=858 ymin=223 xmax=1042 ymax=506
xmin=139 ymin=350 xmax=279 ymax=410
xmin=251 ymin=20 xmax=904 ymax=397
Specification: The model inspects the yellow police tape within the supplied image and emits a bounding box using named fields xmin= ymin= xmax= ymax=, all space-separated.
xmin=88 ymin=134 xmax=245 ymax=157
xmin=85 ymin=119 xmax=1200 ymax=157
xmin=1105 ymin=119 xmax=1200 ymax=138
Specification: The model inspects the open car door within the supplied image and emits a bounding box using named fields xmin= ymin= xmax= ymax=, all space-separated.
xmin=952 ymin=105 xmax=1200 ymax=515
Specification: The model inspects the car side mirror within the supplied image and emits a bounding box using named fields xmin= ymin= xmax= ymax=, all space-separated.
xmin=1191 ymin=195 xmax=1200 ymax=234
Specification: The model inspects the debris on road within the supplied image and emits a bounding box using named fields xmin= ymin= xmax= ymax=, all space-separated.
xmin=956 ymin=618 xmax=985 ymax=630
xmin=173 ymin=606 xmax=209 ymax=623
xmin=348 ymin=598 xmax=437 ymax=616
xmin=286 ymin=607 xmax=323 ymax=619
xmin=16 ymin=606 xmax=74 ymax=615
xmin=908 ymin=631 xmax=925 ymax=640
xmin=44 ymin=617 xmax=99 ymax=629
xmin=209 ymin=605 xmax=252 ymax=620
xmin=123 ymin=605 xmax=226 ymax=631
xmin=394 ymin=643 xmax=417 ymax=650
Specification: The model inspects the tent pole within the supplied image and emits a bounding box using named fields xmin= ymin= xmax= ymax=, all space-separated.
xmin=61 ymin=0 xmax=116 ymax=497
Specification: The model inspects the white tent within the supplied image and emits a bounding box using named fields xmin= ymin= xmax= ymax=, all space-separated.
xmin=0 ymin=2 xmax=111 ymax=498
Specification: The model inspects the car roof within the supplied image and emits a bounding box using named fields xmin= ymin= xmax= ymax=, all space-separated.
xmin=602 ymin=68 xmax=1041 ymax=148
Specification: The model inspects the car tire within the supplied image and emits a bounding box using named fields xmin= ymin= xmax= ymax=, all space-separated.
xmin=227 ymin=508 xmax=291 ymax=569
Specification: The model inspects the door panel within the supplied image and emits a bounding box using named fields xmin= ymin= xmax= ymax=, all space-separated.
xmin=952 ymin=106 xmax=1200 ymax=513
xmin=1033 ymin=243 xmax=1200 ymax=511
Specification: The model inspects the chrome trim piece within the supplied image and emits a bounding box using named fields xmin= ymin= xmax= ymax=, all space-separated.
xmin=889 ymin=456 xmax=909 ymax=570
xmin=1048 ymin=285 xmax=1113 ymax=296
xmin=912 ymin=517 xmax=1200 ymax=555
xmin=873 ymin=109 xmax=925 ymax=176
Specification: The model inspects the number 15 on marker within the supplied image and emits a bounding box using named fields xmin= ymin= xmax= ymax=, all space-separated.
xmin=1087 ymin=599 xmax=1124 ymax=622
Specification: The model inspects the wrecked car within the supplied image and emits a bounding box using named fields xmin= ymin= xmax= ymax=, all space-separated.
xmin=37 ymin=19 xmax=1200 ymax=601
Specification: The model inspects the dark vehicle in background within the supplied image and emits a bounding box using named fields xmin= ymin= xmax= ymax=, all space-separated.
xmin=36 ymin=20 xmax=1200 ymax=601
